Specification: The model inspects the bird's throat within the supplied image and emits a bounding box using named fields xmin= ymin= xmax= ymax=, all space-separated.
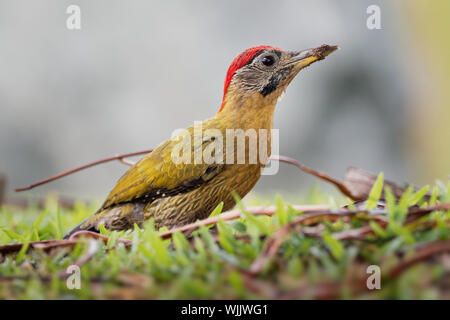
xmin=217 ymin=90 xmax=277 ymax=132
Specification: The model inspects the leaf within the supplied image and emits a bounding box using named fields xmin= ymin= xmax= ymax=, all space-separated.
xmin=409 ymin=185 xmax=429 ymax=206
xmin=172 ymin=231 xmax=190 ymax=252
xmin=232 ymin=191 xmax=269 ymax=235
xmin=16 ymin=232 xmax=31 ymax=264
xmin=1 ymin=228 xmax=25 ymax=242
xmin=106 ymin=231 xmax=119 ymax=249
xmin=390 ymin=222 xmax=415 ymax=244
xmin=141 ymin=219 xmax=171 ymax=268
xmin=385 ymin=186 xmax=397 ymax=216
xmin=193 ymin=236 xmax=206 ymax=260
xmin=51 ymin=205 xmax=63 ymax=239
xmin=323 ymin=232 xmax=344 ymax=260
xmin=209 ymin=202 xmax=224 ymax=218
xmin=275 ymin=194 xmax=288 ymax=225
xmin=32 ymin=210 xmax=46 ymax=230
xmin=366 ymin=172 xmax=384 ymax=210
xmin=217 ymin=220 xmax=234 ymax=253
xmin=31 ymin=210 xmax=47 ymax=241
xmin=287 ymin=257 xmax=303 ymax=277
xmin=241 ymin=210 xmax=270 ymax=235
xmin=227 ymin=270 xmax=244 ymax=294
xmin=198 ymin=225 xmax=219 ymax=252
xmin=429 ymin=186 xmax=439 ymax=205
xmin=98 ymin=224 xmax=108 ymax=235
xmin=172 ymin=231 xmax=190 ymax=266
xmin=205 ymin=202 xmax=224 ymax=230
xmin=397 ymin=185 xmax=413 ymax=224
xmin=369 ymin=221 xmax=389 ymax=238
xmin=151 ymin=236 xmax=171 ymax=268
xmin=231 ymin=191 xmax=246 ymax=212
xmin=232 ymin=221 xmax=246 ymax=233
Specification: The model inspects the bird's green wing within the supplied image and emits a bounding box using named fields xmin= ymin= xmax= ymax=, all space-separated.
xmin=100 ymin=126 xmax=225 ymax=210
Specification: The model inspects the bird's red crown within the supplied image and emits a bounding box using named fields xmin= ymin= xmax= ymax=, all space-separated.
xmin=219 ymin=45 xmax=283 ymax=112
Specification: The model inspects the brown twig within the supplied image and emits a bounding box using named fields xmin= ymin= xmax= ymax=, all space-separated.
xmin=332 ymin=224 xmax=384 ymax=241
xmin=0 ymin=239 xmax=78 ymax=255
xmin=14 ymin=152 xmax=362 ymax=201
xmin=274 ymin=155 xmax=356 ymax=199
xmin=248 ymin=203 xmax=450 ymax=275
xmin=12 ymin=152 xmax=305 ymax=193
xmin=388 ymin=239 xmax=450 ymax=279
xmin=69 ymin=230 xmax=133 ymax=247
xmin=2 ymin=203 xmax=448 ymax=258
xmin=58 ymin=239 xmax=99 ymax=279
xmin=0 ymin=205 xmax=328 ymax=256
xmin=335 ymin=203 xmax=450 ymax=243
xmin=159 ymin=204 xmax=330 ymax=239
xmin=14 ymin=149 xmax=153 ymax=192
xmin=0 ymin=231 xmax=129 ymax=256
xmin=118 ymin=158 xmax=136 ymax=166
xmin=248 ymin=210 xmax=363 ymax=274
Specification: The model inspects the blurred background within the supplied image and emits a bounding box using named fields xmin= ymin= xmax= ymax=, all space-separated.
xmin=1 ymin=0 xmax=449 ymax=202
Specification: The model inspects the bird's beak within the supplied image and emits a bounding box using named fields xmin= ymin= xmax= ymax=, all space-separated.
xmin=287 ymin=44 xmax=338 ymax=69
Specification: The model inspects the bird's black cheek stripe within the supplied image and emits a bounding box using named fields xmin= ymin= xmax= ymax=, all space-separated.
xmin=260 ymin=66 xmax=293 ymax=97
xmin=260 ymin=79 xmax=278 ymax=97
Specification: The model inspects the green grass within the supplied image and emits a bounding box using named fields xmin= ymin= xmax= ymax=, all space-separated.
xmin=1 ymin=180 xmax=450 ymax=299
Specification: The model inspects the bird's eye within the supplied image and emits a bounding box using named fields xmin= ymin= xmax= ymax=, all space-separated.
xmin=261 ymin=55 xmax=275 ymax=67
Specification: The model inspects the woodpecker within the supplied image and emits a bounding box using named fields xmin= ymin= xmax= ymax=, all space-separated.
xmin=64 ymin=44 xmax=338 ymax=239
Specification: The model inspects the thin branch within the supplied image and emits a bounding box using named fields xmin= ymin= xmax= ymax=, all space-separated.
xmin=248 ymin=210 xmax=363 ymax=275
xmin=274 ymin=155 xmax=355 ymax=199
xmin=0 ymin=205 xmax=329 ymax=256
xmin=13 ymin=152 xmax=310 ymax=193
xmin=58 ymin=239 xmax=99 ymax=279
xmin=388 ymin=240 xmax=450 ymax=279
xmin=14 ymin=149 xmax=153 ymax=192
xmin=68 ymin=230 xmax=132 ymax=247
xmin=0 ymin=239 xmax=78 ymax=255
xmin=13 ymin=150 xmax=385 ymax=204
xmin=158 ymin=204 xmax=330 ymax=239
xmin=248 ymin=202 xmax=450 ymax=275
xmin=118 ymin=158 xmax=136 ymax=166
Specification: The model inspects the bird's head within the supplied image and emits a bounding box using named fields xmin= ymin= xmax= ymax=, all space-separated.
xmin=219 ymin=44 xmax=338 ymax=113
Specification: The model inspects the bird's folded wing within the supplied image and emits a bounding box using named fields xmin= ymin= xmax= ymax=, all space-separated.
xmin=100 ymin=130 xmax=225 ymax=210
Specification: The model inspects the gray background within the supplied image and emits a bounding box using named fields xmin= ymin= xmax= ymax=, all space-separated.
xmin=1 ymin=1 xmax=447 ymax=202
